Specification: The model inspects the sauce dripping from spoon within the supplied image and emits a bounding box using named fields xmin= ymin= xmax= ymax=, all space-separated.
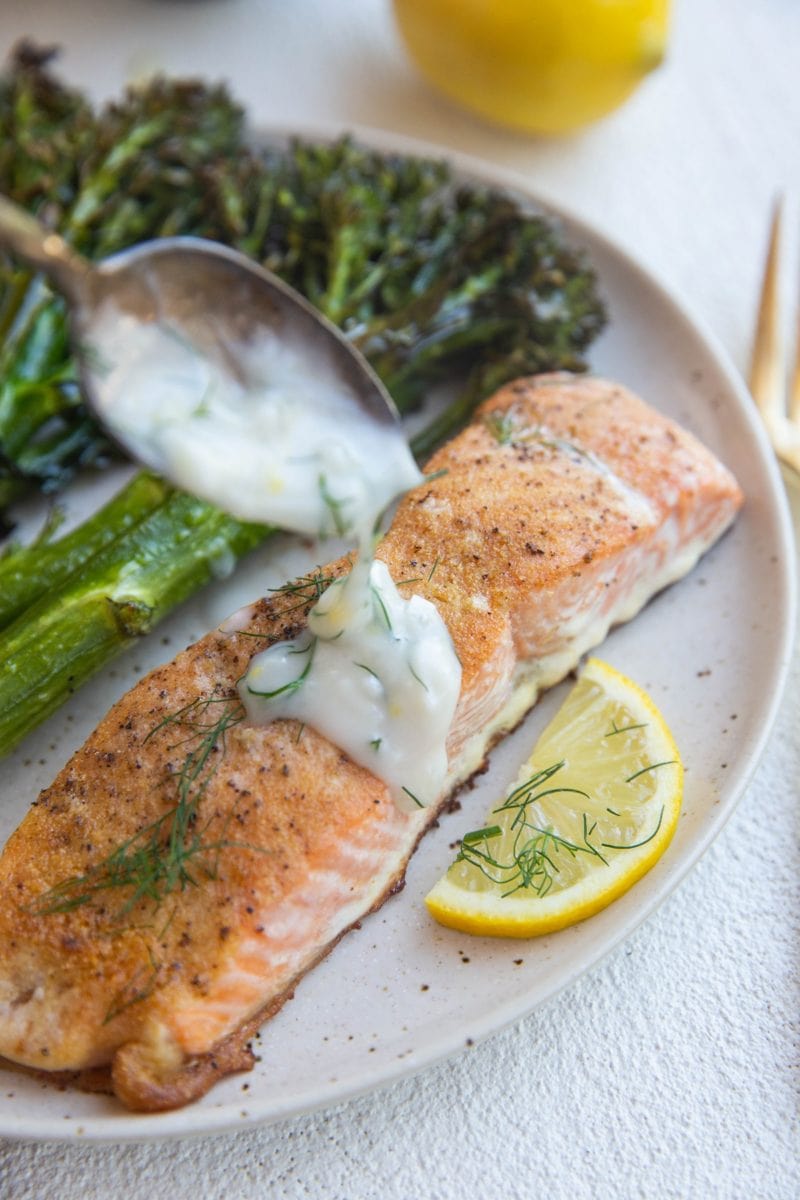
xmin=0 ymin=196 xmax=462 ymax=810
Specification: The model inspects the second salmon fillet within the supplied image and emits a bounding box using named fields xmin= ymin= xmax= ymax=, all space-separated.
xmin=0 ymin=374 xmax=743 ymax=1111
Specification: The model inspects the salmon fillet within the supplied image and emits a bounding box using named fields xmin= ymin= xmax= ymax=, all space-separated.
xmin=0 ymin=374 xmax=742 ymax=1111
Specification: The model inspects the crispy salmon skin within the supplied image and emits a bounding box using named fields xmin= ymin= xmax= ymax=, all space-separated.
xmin=0 ymin=375 xmax=742 ymax=1111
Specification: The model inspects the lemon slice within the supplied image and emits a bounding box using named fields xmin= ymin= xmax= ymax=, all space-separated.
xmin=426 ymin=658 xmax=682 ymax=938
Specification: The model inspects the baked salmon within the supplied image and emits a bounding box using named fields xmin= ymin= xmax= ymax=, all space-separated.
xmin=0 ymin=374 xmax=742 ymax=1111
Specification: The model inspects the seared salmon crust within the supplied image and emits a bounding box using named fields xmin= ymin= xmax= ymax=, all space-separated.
xmin=0 ymin=375 xmax=742 ymax=1110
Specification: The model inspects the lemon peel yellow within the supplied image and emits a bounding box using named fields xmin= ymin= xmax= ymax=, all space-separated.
xmin=394 ymin=0 xmax=670 ymax=134
xmin=426 ymin=658 xmax=682 ymax=938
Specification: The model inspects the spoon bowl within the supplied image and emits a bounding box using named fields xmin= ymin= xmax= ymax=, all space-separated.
xmin=0 ymin=196 xmax=403 ymax=485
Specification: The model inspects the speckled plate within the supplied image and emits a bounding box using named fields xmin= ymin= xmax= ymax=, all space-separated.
xmin=0 ymin=129 xmax=794 ymax=1142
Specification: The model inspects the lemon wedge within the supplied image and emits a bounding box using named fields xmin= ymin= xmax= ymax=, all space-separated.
xmin=426 ymin=658 xmax=682 ymax=937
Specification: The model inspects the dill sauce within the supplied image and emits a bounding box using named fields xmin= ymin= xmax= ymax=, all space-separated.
xmin=90 ymin=309 xmax=462 ymax=811
xmin=241 ymin=557 xmax=461 ymax=811
xmin=88 ymin=311 xmax=420 ymax=536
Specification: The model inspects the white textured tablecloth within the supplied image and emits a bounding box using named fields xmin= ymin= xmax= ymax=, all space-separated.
xmin=1 ymin=1 xmax=798 ymax=1196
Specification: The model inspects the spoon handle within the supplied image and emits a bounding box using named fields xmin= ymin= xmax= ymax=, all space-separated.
xmin=0 ymin=195 xmax=92 ymax=302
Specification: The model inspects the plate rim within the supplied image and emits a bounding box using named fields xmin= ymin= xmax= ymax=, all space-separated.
xmin=1 ymin=120 xmax=796 ymax=1143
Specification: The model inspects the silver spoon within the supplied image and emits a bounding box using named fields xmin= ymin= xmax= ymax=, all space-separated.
xmin=0 ymin=194 xmax=402 ymax=486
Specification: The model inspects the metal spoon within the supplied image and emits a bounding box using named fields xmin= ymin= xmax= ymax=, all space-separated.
xmin=0 ymin=194 xmax=402 ymax=487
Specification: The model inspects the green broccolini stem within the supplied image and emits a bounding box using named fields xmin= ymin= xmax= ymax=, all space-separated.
xmin=0 ymin=494 xmax=268 ymax=757
xmin=409 ymin=376 xmax=486 ymax=464
xmin=0 ymin=472 xmax=169 ymax=629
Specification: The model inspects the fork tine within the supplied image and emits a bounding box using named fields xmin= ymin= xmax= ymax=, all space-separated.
xmin=749 ymin=196 xmax=786 ymax=426
xmin=748 ymin=197 xmax=800 ymax=480
xmin=791 ymin=244 xmax=800 ymax=425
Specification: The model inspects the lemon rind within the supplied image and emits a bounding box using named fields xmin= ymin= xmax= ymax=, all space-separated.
xmin=425 ymin=657 xmax=683 ymax=939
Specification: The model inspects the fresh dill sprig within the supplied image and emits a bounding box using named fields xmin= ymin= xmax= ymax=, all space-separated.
xmin=493 ymin=760 xmax=590 ymax=825
xmin=601 ymin=806 xmax=665 ymax=851
xmin=456 ymin=761 xmax=606 ymax=898
xmin=458 ymin=814 xmax=607 ymax=900
xmin=457 ymin=758 xmax=672 ymax=899
xmin=408 ymin=661 xmax=429 ymax=691
xmin=245 ymin=638 xmax=316 ymax=699
xmin=462 ymin=825 xmax=502 ymax=844
xmin=625 ymin=760 xmax=676 ymax=783
xmin=31 ymin=696 xmax=247 ymax=919
xmin=371 ymin=584 xmax=393 ymax=632
xmin=482 ymin=408 xmax=596 ymax=466
xmin=483 ymin=410 xmax=517 ymax=445
xmin=144 ymin=693 xmax=239 ymax=745
xmin=606 ymin=719 xmax=648 ymax=738
xmin=269 ymin=568 xmax=338 ymax=615
xmin=402 ymin=786 xmax=424 ymax=808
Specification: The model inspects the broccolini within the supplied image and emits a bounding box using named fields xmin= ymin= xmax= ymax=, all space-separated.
xmin=0 ymin=44 xmax=607 ymax=755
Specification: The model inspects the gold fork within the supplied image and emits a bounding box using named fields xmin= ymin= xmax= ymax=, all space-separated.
xmin=749 ymin=196 xmax=800 ymax=480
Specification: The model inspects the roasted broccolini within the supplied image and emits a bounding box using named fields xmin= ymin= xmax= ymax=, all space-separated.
xmin=0 ymin=45 xmax=607 ymax=756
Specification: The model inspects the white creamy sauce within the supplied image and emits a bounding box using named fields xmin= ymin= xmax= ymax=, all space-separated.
xmin=87 ymin=307 xmax=421 ymax=537
xmin=240 ymin=559 xmax=461 ymax=811
xmin=89 ymin=305 xmax=461 ymax=810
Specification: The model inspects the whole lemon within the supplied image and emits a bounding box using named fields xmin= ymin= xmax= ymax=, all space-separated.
xmin=393 ymin=0 xmax=670 ymax=135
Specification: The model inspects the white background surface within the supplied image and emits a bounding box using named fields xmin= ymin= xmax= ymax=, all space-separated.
xmin=0 ymin=0 xmax=798 ymax=1196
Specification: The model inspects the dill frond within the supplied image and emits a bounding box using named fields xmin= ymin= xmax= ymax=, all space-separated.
xmin=31 ymin=696 xmax=246 ymax=919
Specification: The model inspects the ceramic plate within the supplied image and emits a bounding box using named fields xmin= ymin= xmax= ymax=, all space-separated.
xmin=0 ymin=130 xmax=794 ymax=1142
